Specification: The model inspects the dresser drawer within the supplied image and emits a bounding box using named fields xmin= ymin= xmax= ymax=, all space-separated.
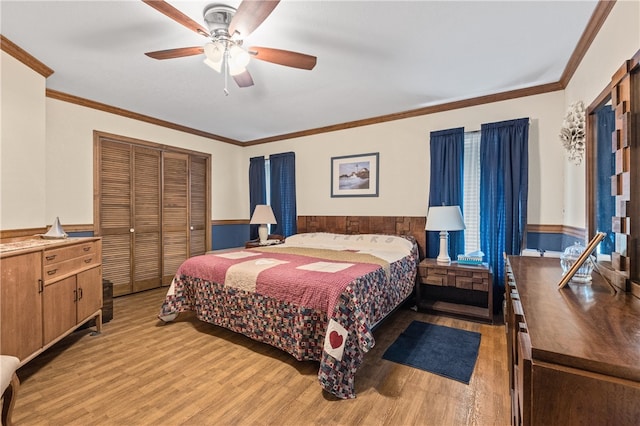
xmin=43 ymin=241 xmax=98 ymax=265
xmin=44 ymin=253 xmax=100 ymax=283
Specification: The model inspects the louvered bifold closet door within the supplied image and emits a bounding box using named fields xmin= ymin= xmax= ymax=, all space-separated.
xmin=97 ymin=140 xmax=162 ymax=296
xmin=132 ymin=146 xmax=162 ymax=292
xmin=162 ymin=152 xmax=189 ymax=285
xmin=190 ymin=156 xmax=208 ymax=257
xmin=99 ymin=140 xmax=134 ymax=296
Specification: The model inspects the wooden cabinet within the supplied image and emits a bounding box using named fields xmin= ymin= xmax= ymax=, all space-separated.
xmin=416 ymin=259 xmax=493 ymax=322
xmin=0 ymin=237 xmax=102 ymax=366
xmin=0 ymin=251 xmax=43 ymax=361
xmin=505 ymin=256 xmax=640 ymax=426
xmin=94 ymin=132 xmax=211 ymax=296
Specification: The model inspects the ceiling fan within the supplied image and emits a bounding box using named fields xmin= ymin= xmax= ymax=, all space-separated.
xmin=143 ymin=0 xmax=317 ymax=95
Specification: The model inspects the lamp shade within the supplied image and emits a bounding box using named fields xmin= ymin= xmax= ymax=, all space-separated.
xmin=425 ymin=206 xmax=465 ymax=231
xmin=250 ymin=205 xmax=277 ymax=225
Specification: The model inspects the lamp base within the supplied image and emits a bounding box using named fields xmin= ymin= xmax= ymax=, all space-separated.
xmin=258 ymin=224 xmax=268 ymax=245
xmin=436 ymin=230 xmax=451 ymax=265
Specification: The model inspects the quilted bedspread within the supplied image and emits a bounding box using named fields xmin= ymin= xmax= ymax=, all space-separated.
xmin=158 ymin=236 xmax=418 ymax=399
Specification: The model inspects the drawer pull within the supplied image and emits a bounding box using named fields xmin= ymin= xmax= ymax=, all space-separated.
xmin=47 ymin=269 xmax=57 ymax=276
xmin=84 ymin=258 xmax=92 ymax=263
xmin=46 ymin=255 xmax=57 ymax=261
xmin=83 ymin=247 xmax=91 ymax=252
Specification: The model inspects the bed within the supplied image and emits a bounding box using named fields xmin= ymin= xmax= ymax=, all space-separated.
xmin=158 ymin=232 xmax=419 ymax=399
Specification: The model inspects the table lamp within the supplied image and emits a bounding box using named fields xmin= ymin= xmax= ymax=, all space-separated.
xmin=250 ymin=204 xmax=277 ymax=245
xmin=426 ymin=205 xmax=465 ymax=264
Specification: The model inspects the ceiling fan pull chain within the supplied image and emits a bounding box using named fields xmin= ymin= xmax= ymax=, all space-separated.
xmin=223 ymin=48 xmax=230 ymax=96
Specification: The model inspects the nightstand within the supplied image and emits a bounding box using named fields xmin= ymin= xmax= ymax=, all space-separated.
xmin=416 ymin=259 xmax=493 ymax=323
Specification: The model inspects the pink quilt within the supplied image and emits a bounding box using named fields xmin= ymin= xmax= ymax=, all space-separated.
xmin=159 ymin=238 xmax=418 ymax=399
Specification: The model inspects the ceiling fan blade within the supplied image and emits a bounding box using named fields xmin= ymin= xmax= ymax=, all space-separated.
xmin=228 ymin=0 xmax=280 ymax=39
xmin=142 ymin=0 xmax=210 ymax=37
xmin=145 ymin=46 xmax=204 ymax=60
xmin=248 ymin=47 xmax=317 ymax=70
xmin=233 ymin=70 xmax=255 ymax=88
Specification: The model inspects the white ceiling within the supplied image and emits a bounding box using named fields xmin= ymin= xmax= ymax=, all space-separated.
xmin=1 ymin=0 xmax=599 ymax=143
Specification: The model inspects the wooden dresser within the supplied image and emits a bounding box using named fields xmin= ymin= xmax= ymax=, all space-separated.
xmin=505 ymin=256 xmax=640 ymax=426
xmin=0 ymin=237 xmax=103 ymax=366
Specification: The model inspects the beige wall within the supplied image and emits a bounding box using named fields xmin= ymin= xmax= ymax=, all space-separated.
xmin=244 ymin=91 xmax=566 ymax=226
xmin=1 ymin=0 xmax=638 ymax=231
xmin=0 ymin=52 xmax=47 ymax=229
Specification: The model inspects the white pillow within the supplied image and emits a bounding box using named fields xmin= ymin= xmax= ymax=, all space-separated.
xmin=286 ymin=232 xmax=413 ymax=252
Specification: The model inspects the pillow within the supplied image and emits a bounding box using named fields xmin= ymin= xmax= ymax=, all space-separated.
xmin=286 ymin=232 xmax=413 ymax=252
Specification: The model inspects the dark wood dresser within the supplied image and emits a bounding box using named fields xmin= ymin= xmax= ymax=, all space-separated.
xmin=505 ymin=256 xmax=640 ymax=426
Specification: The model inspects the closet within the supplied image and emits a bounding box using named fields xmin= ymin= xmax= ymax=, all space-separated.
xmin=94 ymin=132 xmax=211 ymax=296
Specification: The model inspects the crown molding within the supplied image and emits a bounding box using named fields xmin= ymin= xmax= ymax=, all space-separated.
xmin=46 ymin=89 xmax=243 ymax=146
xmin=559 ymin=0 xmax=616 ymax=87
xmin=0 ymin=34 xmax=54 ymax=77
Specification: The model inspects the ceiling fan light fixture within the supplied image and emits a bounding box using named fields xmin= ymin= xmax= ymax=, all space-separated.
xmin=203 ymin=57 xmax=222 ymax=73
xmin=203 ymin=42 xmax=224 ymax=72
xmin=204 ymin=42 xmax=223 ymax=60
xmin=229 ymin=44 xmax=250 ymax=68
xmin=228 ymin=63 xmax=247 ymax=76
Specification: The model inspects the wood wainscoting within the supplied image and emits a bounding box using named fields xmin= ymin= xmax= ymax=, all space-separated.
xmin=297 ymin=216 xmax=426 ymax=259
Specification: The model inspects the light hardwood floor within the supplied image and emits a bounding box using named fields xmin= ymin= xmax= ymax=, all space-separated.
xmin=13 ymin=288 xmax=510 ymax=425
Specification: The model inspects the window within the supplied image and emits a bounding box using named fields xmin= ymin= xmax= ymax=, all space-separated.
xmin=463 ymin=131 xmax=481 ymax=254
xmin=249 ymin=152 xmax=297 ymax=238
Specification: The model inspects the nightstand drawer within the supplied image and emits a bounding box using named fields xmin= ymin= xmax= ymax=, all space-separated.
xmin=422 ymin=275 xmax=444 ymax=286
xmin=473 ymin=277 xmax=489 ymax=291
xmin=455 ymin=276 xmax=474 ymax=289
xmin=426 ymin=266 xmax=448 ymax=276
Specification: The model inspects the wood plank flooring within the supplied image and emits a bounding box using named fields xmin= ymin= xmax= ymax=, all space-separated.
xmin=13 ymin=288 xmax=510 ymax=425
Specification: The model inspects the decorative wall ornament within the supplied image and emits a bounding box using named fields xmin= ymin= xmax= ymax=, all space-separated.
xmin=559 ymin=101 xmax=586 ymax=164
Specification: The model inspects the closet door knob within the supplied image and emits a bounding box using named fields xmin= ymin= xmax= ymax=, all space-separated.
xmin=130 ymin=228 xmax=134 ymax=233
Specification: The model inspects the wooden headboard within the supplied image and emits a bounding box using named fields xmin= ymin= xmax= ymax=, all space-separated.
xmin=297 ymin=216 xmax=426 ymax=259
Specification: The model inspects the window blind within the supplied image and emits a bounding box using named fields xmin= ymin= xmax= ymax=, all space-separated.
xmin=463 ymin=131 xmax=481 ymax=254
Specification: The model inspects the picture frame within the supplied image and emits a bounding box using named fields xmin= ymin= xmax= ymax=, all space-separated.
xmin=330 ymin=152 xmax=379 ymax=197
xmin=557 ymin=232 xmax=606 ymax=289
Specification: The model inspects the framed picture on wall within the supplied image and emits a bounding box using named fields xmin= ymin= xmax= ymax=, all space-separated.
xmin=331 ymin=152 xmax=379 ymax=197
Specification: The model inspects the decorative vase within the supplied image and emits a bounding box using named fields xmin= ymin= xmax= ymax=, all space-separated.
xmin=560 ymin=242 xmax=594 ymax=283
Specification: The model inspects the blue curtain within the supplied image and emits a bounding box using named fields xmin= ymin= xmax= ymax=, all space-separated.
xmin=480 ymin=118 xmax=529 ymax=312
xmin=249 ymin=156 xmax=266 ymax=240
xmin=428 ymin=127 xmax=465 ymax=259
xmin=270 ymin=152 xmax=297 ymax=237
xmin=596 ymin=105 xmax=615 ymax=254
